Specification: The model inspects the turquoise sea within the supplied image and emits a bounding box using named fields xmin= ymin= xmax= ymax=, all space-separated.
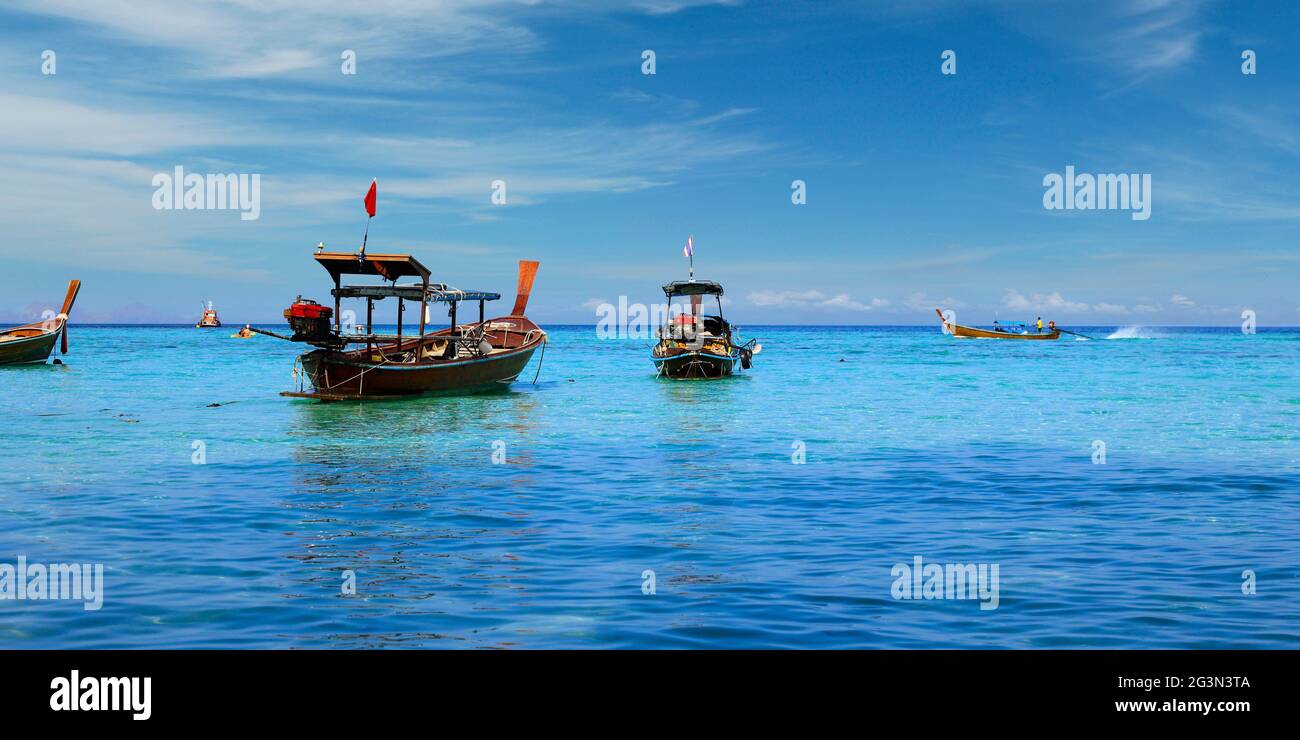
xmin=2 ymin=325 xmax=1298 ymax=648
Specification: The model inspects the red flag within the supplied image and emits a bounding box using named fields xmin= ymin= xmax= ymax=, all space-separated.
xmin=363 ymin=179 xmax=377 ymax=217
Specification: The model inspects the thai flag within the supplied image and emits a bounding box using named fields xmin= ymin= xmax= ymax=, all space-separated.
xmin=683 ymin=234 xmax=693 ymax=258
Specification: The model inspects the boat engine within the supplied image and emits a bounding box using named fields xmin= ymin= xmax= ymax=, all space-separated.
xmin=283 ymin=296 xmax=334 ymax=342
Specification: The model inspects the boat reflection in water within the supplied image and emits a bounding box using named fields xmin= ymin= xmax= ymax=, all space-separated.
xmin=277 ymin=388 xmax=546 ymax=648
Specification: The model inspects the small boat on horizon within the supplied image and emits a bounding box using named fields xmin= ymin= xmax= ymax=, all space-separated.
xmin=652 ymin=279 xmax=759 ymax=378
xmin=261 ymin=250 xmax=545 ymax=400
xmin=0 ymin=280 xmax=81 ymax=366
xmin=196 ymin=301 xmax=222 ymax=328
xmin=936 ymin=308 xmax=1060 ymax=340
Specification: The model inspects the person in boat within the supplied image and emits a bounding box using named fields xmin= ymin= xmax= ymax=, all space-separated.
xmin=1048 ymin=320 xmax=1055 ymax=332
xmin=1036 ymin=317 xmax=1043 ymax=333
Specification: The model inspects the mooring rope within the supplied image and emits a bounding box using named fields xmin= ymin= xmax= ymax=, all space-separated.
xmin=309 ymin=354 xmax=394 ymax=394
xmin=531 ymin=333 xmax=547 ymax=385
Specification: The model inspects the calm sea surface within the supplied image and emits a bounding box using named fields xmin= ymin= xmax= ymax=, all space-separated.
xmin=2 ymin=325 xmax=1298 ymax=648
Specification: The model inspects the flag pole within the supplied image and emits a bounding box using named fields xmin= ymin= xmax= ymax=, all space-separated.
xmin=360 ymin=178 xmax=377 ymax=257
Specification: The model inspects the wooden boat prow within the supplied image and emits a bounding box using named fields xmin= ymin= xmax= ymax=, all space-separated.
xmin=936 ymin=308 xmax=1060 ymax=340
xmin=0 ymin=280 xmax=81 ymax=365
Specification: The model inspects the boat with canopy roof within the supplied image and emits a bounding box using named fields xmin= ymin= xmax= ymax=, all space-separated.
xmin=935 ymin=308 xmax=1061 ymax=340
xmin=651 ymin=279 xmax=759 ymax=378
xmin=258 ymin=250 xmax=545 ymax=400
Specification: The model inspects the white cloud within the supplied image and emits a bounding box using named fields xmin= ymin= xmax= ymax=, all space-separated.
xmin=0 ymin=93 xmax=238 ymax=157
xmin=821 ymin=294 xmax=875 ymax=311
xmin=873 ymin=0 xmax=1208 ymax=77
xmin=904 ymin=291 xmax=961 ymax=311
xmin=1170 ymin=293 xmax=1196 ymax=307
xmin=11 ymin=0 xmax=732 ymax=79
xmin=0 ymin=3 xmax=771 ymax=276
xmin=748 ymin=289 xmax=883 ymax=312
xmin=1002 ymin=289 xmax=1090 ymax=313
xmin=1092 ymin=302 xmax=1130 ymax=315
xmin=1109 ymin=0 xmax=1206 ymax=71
xmin=0 ymin=153 xmax=272 ymax=280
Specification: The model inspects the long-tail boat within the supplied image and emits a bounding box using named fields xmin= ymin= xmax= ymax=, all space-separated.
xmin=0 ymin=280 xmax=81 ymax=366
xmin=936 ymin=308 xmax=1060 ymax=340
xmin=265 ymin=250 xmax=545 ymax=400
xmin=651 ymin=279 xmax=759 ymax=378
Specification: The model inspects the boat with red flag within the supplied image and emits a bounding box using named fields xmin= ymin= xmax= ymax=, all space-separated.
xmin=258 ymin=251 xmax=545 ymax=400
xmin=0 ymin=280 xmax=81 ymax=366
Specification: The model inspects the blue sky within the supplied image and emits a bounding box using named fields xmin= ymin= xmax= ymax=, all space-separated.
xmin=1 ymin=0 xmax=1297 ymax=325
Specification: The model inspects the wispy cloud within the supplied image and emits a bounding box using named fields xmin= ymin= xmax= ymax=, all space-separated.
xmin=1106 ymin=0 xmax=1206 ymax=72
xmin=1 ymin=0 xmax=1292 ymax=324
xmin=749 ymin=289 xmax=885 ymax=312
xmin=0 ymin=0 xmax=773 ymax=279
xmin=905 ymin=292 xmax=962 ymax=311
xmin=1003 ymin=289 xmax=1089 ymax=313
xmin=13 ymin=0 xmax=734 ymax=79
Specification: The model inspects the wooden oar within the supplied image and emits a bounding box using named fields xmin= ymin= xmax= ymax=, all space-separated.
xmin=1056 ymin=327 xmax=1093 ymax=340
xmin=58 ymin=279 xmax=81 ymax=354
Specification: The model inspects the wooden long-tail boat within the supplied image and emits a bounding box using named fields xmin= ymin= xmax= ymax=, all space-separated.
xmin=267 ymin=251 xmax=545 ymax=400
xmin=936 ymin=308 xmax=1060 ymax=340
xmin=651 ymin=279 xmax=759 ymax=378
xmin=0 ymin=280 xmax=81 ymax=366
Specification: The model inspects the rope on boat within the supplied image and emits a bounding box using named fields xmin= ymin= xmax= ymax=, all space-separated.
xmin=531 ymin=331 xmax=547 ymax=385
xmin=311 ymin=354 xmax=395 ymax=394
xmin=297 ymin=324 xmax=546 ymax=394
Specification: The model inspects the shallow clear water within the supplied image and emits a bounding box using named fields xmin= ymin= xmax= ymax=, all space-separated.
xmin=1 ymin=325 xmax=1298 ymax=648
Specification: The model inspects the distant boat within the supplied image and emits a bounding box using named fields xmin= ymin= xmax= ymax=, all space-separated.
xmin=264 ymin=251 xmax=546 ymax=400
xmin=936 ymin=308 xmax=1060 ymax=340
xmin=651 ymin=279 xmax=759 ymax=378
xmin=0 ymin=280 xmax=81 ymax=366
xmin=196 ymin=301 xmax=221 ymax=328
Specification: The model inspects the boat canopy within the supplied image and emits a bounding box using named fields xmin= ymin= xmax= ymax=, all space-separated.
xmin=662 ymin=280 xmax=724 ymax=297
xmin=333 ymin=283 xmax=501 ymax=303
xmin=314 ymin=251 xmax=431 ymax=282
